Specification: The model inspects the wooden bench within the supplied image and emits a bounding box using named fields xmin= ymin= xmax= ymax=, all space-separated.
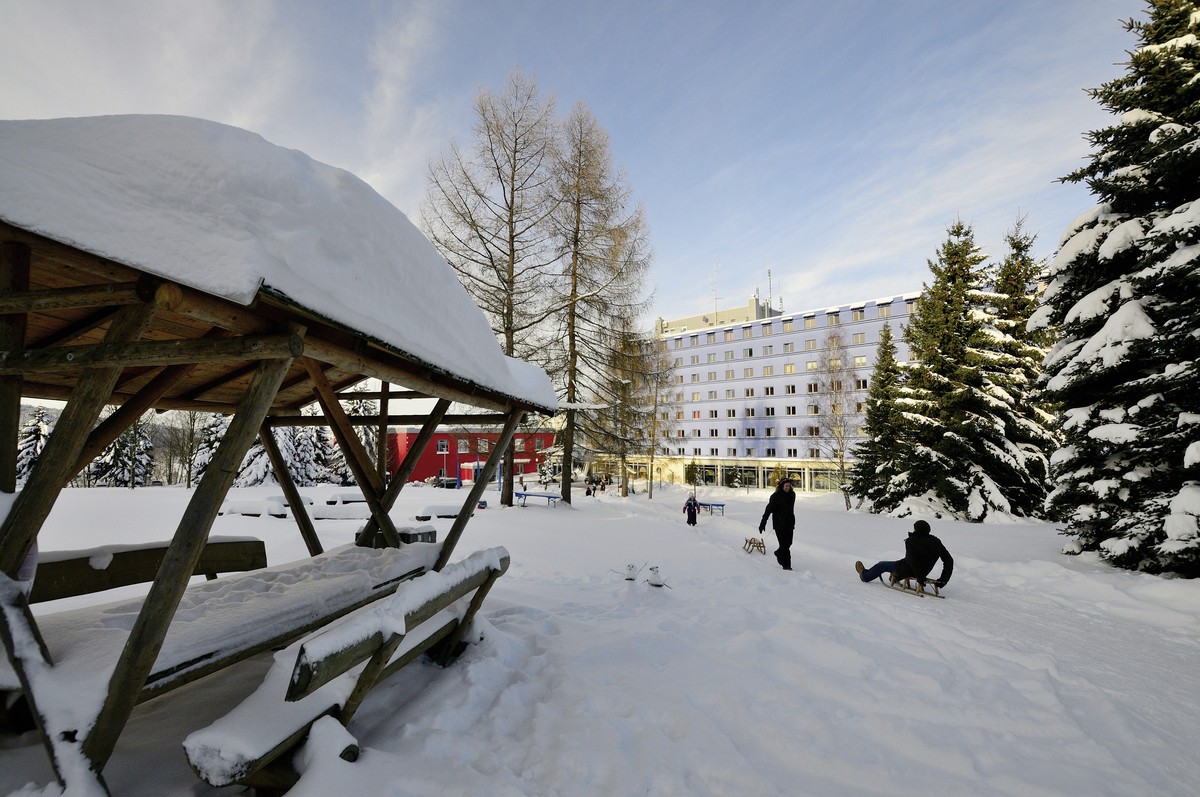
xmin=514 ymin=491 xmax=560 ymax=507
xmin=27 ymin=537 xmax=267 ymax=603
xmin=699 ymin=502 xmax=725 ymax=515
xmin=183 ymin=547 xmax=510 ymax=789
xmin=325 ymin=492 xmax=366 ymax=505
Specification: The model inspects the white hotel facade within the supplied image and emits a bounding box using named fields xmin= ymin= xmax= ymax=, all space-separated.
xmin=636 ymin=292 xmax=919 ymax=492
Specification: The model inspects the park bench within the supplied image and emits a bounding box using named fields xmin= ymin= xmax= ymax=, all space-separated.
xmin=183 ymin=546 xmax=509 ymax=789
xmin=27 ymin=537 xmax=267 ymax=603
xmin=514 ymin=491 xmax=560 ymax=507
xmin=415 ymin=504 xmax=473 ymax=521
xmin=698 ymin=501 xmax=725 ymax=515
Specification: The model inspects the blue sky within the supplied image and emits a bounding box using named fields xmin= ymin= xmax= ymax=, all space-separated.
xmin=1 ymin=0 xmax=1135 ymax=323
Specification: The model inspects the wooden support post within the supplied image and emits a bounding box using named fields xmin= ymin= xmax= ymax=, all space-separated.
xmin=357 ymin=398 xmax=450 ymax=547
xmin=434 ymin=410 xmax=522 ymax=571
xmin=0 ymin=302 xmax=156 ymax=576
xmin=82 ymin=355 xmax=294 ymax=770
xmin=431 ymin=561 xmax=508 ymax=666
xmin=0 ymin=241 xmax=29 ymax=494
xmin=376 ymin=381 xmax=389 ymax=484
xmin=260 ymin=425 xmax=323 ymax=556
xmin=303 ymin=358 xmax=401 ymax=548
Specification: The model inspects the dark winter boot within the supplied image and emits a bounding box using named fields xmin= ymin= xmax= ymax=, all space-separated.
xmin=855 ymin=561 xmax=865 ymax=581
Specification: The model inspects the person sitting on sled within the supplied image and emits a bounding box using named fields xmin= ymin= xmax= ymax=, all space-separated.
xmin=856 ymin=519 xmax=953 ymax=589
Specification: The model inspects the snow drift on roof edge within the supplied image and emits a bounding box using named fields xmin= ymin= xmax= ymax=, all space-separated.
xmin=0 ymin=115 xmax=556 ymax=412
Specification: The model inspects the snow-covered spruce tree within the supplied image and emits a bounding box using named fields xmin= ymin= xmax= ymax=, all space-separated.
xmin=94 ymin=416 xmax=155 ymax=487
xmin=848 ymin=323 xmax=909 ymax=510
xmin=15 ymin=407 xmax=53 ymax=485
xmin=1033 ymin=1 xmax=1200 ymax=575
xmin=190 ymin=413 xmax=229 ymax=485
xmin=291 ymin=424 xmax=325 ymax=486
xmin=891 ymin=220 xmax=1036 ymax=520
xmin=968 ymin=219 xmax=1060 ymax=518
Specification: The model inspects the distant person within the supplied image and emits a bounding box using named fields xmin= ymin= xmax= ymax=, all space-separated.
xmin=856 ymin=519 xmax=953 ymax=590
xmin=683 ymin=493 xmax=700 ymax=526
xmin=758 ymin=479 xmax=796 ymax=570
xmin=518 ymin=475 xmax=525 ymax=490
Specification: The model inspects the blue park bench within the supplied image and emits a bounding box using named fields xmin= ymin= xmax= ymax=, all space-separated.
xmin=514 ymin=491 xmax=560 ymax=507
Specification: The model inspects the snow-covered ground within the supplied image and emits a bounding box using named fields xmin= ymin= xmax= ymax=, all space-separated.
xmin=2 ymin=483 xmax=1197 ymax=797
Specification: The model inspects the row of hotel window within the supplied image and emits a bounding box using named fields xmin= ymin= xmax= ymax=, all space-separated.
xmin=435 ymin=438 xmax=547 ymax=454
xmin=677 ymin=359 xmax=870 ymax=382
xmin=675 ymin=335 xmax=873 ymax=365
xmin=671 ymin=447 xmax=842 ymax=459
xmin=671 ymin=301 xmax=913 ymax=348
xmin=673 ymin=378 xmax=870 ymax=403
xmin=673 ymin=400 xmax=869 ymax=421
xmin=677 ymin=425 xmax=865 ymax=438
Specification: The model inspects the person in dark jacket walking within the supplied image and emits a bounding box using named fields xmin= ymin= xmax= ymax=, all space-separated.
xmin=759 ymin=479 xmax=797 ymax=570
xmin=856 ymin=519 xmax=953 ymax=588
xmin=683 ymin=493 xmax=700 ymax=526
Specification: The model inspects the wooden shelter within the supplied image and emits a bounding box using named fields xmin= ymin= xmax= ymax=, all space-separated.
xmin=0 ymin=116 xmax=555 ymax=793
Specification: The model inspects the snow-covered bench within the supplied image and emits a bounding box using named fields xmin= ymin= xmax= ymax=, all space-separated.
xmin=27 ymin=537 xmax=267 ymax=603
xmin=415 ymin=504 xmax=472 ymax=521
xmin=183 ymin=547 xmax=510 ymax=789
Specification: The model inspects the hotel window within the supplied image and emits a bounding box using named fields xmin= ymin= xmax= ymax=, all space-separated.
xmin=766 ymin=448 xmax=777 ymax=457
xmin=852 ymin=333 xmax=866 ymax=345
xmin=809 ymin=448 xmax=822 ymax=458
xmin=762 ymin=345 xmax=774 ymax=355
xmin=708 ymin=353 xmax=717 ymax=362
xmin=745 ymin=408 xmax=756 ymax=417
xmin=742 ymin=326 xmax=752 ymax=338
xmin=764 ymin=386 xmax=775 ymax=396
xmin=808 ymin=405 xmax=820 ymax=415
xmin=851 ymin=308 xmax=866 ymax=322
xmin=827 ymin=312 xmax=840 ymax=326
xmin=726 ymin=390 xmax=736 ymax=399
xmin=725 ymin=350 xmax=735 ymax=361
xmin=674 ymin=337 xmax=683 ymax=349
xmin=783 ymin=342 xmax=795 ymax=353
xmin=675 ymin=375 xmax=684 ymax=384
xmin=906 ymin=299 xmax=917 ymax=313
xmin=726 ymin=369 xmax=736 ymax=379
xmin=707 ymin=331 xmax=716 ymax=343
xmin=746 ymin=428 xmax=756 ymax=437
xmin=692 ymin=411 xmax=702 ymax=419
xmin=787 ymin=448 xmax=798 ymax=457
xmin=808 ymin=425 xmax=820 ymax=435
xmin=830 ymin=358 xmax=842 ymax=368
xmin=692 ymin=392 xmax=701 ymax=401
xmin=856 ymin=402 xmax=867 ymax=413
xmin=743 ymin=388 xmax=754 ymax=398
xmin=762 ymin=323 xmax=773 ymax=336
xmin=707 ymin=371 xmax=717 ymax=381
xmin=785 ymin=363 xmax=797 ymax=374
xmin=727 ymin=428 xmax=737 ymax=437
xmin=724 ymin=330 xmax=735 ymax=341
xmin=743 ymin=347 xmax=754 ymax=358
xmin=765 ymin=427 xmax=774 ymax=437
xmin=708 ymin=390 xmax=718 ymax=399
xmin=831 ymin=380 xmax=843 ymax=391
xmin=804 ymin=317 xmax=816 ymax=329
xmin=690 ymin=335 xmax=699 ymax=346
xmin=693 ymin=448 xmax=701 ymax=455
xmin=693 ymin=429 xmax=702 ymax=437
xmin=782 ymin=319 xmax=793 ymax=332
xmin=877 ymin=304 xmax=892 ymax=318
xmin=709 ymin=409 xmax=719 ymax=418
xmin=763 ymin=366 xmax=774 ymax=376
xmin=728 ymin=448 xmax=737 ymax=456
xmin=855 ymin=378 xmax=868 ymax=390
xmin=690 ymin=355 xmax=700 ymax=365
xmin=676 ymin=411 xmax=684 ymax=420
xmin=806 ymin=361 xmax=818 ymax=371
xmin=785 ymin=406 xmax=797 ymax=416
xmin=691 ymin=373 xmax=700 ymax=383
xmin=785 ymin=385 xmax=796 ymax=395
xmin=786 ymin=426 xmax=798 ymax=436
xmin=727 ymin=409 xmax=737 ymax=417
xmin=804 ymin=339 xmax=816 ymax=351
xmin=807 ymin=382 xmax=819 ymax=393
xmin=677 ymin=430 xmax=686 ymax=438
xmin=854 ymin=356 xmax=868 ymax=367
xmin=765 ymin=407 xmax=776 ymax=416
xmin=710 ymin=448 xmax=720 ymax=456
xmin=673 ymin=357 xmax=683 ymax=366
xmin=710 ymin=429 xmax=719 ymax=437
xmin=745 ymin=449 xmax=755 ymax=457
xmin=744 ymin=368 xmax=754 ymax=378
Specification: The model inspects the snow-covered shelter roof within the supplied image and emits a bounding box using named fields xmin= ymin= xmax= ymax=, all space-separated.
xmin=0 ymin=115 xmax=556 ymax=414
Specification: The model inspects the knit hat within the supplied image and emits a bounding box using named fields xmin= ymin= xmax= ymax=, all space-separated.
xmin=913 ymin=519 xmax=931 ymax=535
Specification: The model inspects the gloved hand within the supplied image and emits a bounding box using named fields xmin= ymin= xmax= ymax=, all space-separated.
xmin=934 ymin=579 xmax=947 ymax=589
xmin=758 ymin=526 xmax=765 ymax=534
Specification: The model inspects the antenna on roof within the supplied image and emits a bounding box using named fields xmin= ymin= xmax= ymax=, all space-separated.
xmin=712 ymin=261 xmax=721 ymax=320
xmin=767 ymin=267 xmax=773 ymax=310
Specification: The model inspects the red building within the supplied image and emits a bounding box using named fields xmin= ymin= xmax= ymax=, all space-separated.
xmin=387 ymin=427 xmax=557 ymax=485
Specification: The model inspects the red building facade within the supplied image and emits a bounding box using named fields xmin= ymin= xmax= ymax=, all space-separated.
xmin=387 ymin=428 xmax=557 ymax=485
